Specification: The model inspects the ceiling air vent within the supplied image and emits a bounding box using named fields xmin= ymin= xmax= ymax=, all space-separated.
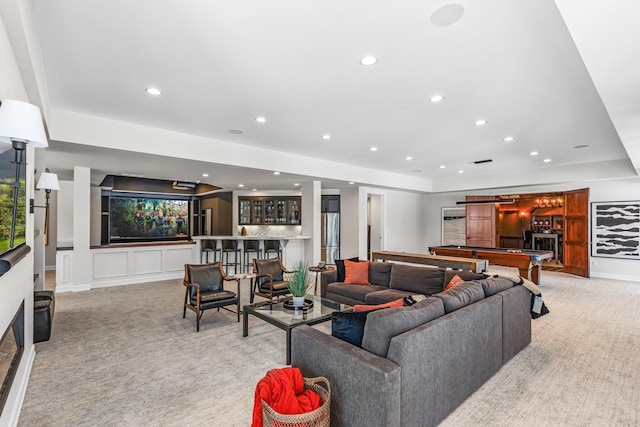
xmin=172 ymin=181 xmax=196 ymax=190
xmin=473 ymin=159 xmax=493 ymax=164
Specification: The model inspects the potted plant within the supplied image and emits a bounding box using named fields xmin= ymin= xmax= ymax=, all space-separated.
xmin=287 ymin=261 xmax=313 ymax=308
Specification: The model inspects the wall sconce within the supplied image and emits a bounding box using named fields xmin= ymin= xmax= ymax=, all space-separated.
xmin=0 ymin=99 xmax=49 ymax=248
xmin=31 ymin=171 xmax=60 ymax=246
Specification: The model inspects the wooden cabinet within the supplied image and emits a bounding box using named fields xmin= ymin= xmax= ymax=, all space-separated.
xmin=239 ymin=196 xmax=301 ymax=225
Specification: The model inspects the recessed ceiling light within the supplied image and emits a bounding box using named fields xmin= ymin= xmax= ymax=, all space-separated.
xmin=360 ymin=55 xmax=378 ymax=66
xmin=322 ymin=134 xmax=331 ymax=140
xmin=430 ymin=3 xmax=465 ymax=27
xmin=228 ymin=129 xmax=244 ymax=135
xmin=238 ymin=184 xmax=244 ymax=187
xmin=405 ymin=156 xmax=413 ymax=160
xmin=475 ymin=120 xmax=487 ymax=126
xmin=294 ymin=183 xmax=300 ymax=187
xmin=195 ymin=180 xmax=200 ymax=184
xmin=543 ymin=158 xmax=552 ymax=163
xmin=503 ymin=136 xmax=515 ymax=142
xmin=430 ymin=95 xmax=445 ymax=103
xmin=273 ymin=171 xmax=280 ymax=175
xmin=458 ymin=170 xmax=464 ymax=174
xmin=439 ymin=165 xmax=446 ymax=169
xmin=370 ymin=147 xmax=378 ymax=152
xmin=573 ymin=144 xmax=589 ymax=149
xmin=252 ymin=188 xmax=257 ymax=191
xmin=145 ymin=87 xmax=162 ymax=95
xmin=255 ymin=116 xmax=266 ymax=123
xmin=349 ymin=181 xmax=355 ymax=185
xmin=530 ymin=151 xmax=539 ymax=156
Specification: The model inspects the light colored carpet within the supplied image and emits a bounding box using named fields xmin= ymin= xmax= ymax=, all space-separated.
xmin=19 ymin=270 xmax=640 ymax=426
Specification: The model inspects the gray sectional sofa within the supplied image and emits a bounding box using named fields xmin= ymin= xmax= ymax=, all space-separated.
xmin=321 ymin=261 xmax=472 ymax=304
xmin=293 ymin=264 xmax=532 ymax=427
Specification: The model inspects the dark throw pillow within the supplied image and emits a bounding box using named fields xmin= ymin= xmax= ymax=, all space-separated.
xmin=335 ymin=257 xmax=359 ymax=282
xmin=331 ymin=310 xmax=370 ymax=347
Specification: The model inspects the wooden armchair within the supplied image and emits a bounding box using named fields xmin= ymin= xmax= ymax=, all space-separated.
xmin=251 ymin=257 xmax=294 ymax=303
xmin=183 ymin=262 xmax=240 ymax=331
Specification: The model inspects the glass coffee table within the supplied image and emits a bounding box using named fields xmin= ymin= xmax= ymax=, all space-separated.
xmin=243 ymin=294 xmax=351 ymax=364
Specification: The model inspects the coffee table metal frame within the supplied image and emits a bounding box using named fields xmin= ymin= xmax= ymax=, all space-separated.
xmin=243 ymin=294 xmax=351 ymax=364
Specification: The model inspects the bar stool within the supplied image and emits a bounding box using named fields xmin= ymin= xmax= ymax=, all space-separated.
xmin=263 ymin=239 xmax=282 ymax=259
xmin=242 ymin=239 xmax=262 ymax=273
xmin=222 ymin=239 xmax=241 ymax=274
xmin=201 ymin=239 xmax=221 ymax=264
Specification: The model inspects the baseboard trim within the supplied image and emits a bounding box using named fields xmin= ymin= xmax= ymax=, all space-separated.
xmin=55 ymin=283 xmax=91 ymax=293
xmin=5 ymin=345 xmax=35 ymax=427
xmin=90 ymin=273 xmax=183 ymax=290
xmin=591 ymin=272 xmax=640 ymax=283
xmin=44 ymin=265 xmax=56 ymax=271
xmin=55 ymin=273 xmax=183 ymax=293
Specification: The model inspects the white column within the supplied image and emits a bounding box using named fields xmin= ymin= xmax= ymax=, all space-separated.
xmin=301 ymin=180 xmax=321 ymax=265
xmin=71 ymin=166 xmax=92 ymax=290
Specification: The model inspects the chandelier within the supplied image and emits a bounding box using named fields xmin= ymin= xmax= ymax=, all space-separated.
xmin=535 ymin=196 xmax=563 ymax=208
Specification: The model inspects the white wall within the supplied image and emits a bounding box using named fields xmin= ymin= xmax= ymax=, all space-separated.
xmin=339 ymin=187 xmax=360 ymax=258
xmin=422 ymin=178 xmax=640 ymax=282
xmin=56 ymin=180 xmax=74 ymax=245
xmin=0 ymin=9 xmax=35 ymax=426
xmin=371 ymin=187 xmax=424 ymax=254
xmin=338 ymin=186 xmax=425 ymax=260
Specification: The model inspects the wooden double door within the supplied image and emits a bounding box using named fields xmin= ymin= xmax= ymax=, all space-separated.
xmin=465 ymin=189 xmax=590 ymax=278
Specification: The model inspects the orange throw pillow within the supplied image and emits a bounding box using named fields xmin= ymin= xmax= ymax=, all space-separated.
xmin=444 ymin=274 xmax=465 ymax=291
xmin=353 ymin=298 xmax=404 ymax=312
xmin=344 ymin=260 xmax=370 ymax=285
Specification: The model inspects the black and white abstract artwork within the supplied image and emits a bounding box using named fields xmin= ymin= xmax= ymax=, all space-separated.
xmin=591 ymin=201 xmax=640 ymax=259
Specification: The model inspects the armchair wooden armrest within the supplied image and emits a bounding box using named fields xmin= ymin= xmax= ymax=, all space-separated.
xmin=222 ymin=276 xmax=241 ymax=298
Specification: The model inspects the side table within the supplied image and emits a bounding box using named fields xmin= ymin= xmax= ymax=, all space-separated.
xmin=308 ymin=266 xmax=331 ymax=295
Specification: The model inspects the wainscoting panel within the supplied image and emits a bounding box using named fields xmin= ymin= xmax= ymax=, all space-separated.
xmin=94 ymin=251 xmax=129 ymax=279
xmin=164 ymin=247 xmax=194 ymax=272
xmin=131 ymin=249 xmax=163 ymax=275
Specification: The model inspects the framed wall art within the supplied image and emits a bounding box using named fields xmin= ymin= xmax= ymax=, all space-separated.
xmin=591 ymin=201 xmax=640 ymax=259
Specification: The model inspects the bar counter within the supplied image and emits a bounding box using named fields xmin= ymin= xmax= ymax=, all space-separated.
xmin=192 ymin=235 xmax=310 ymax=270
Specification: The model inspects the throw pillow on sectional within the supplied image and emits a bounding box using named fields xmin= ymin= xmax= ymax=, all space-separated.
xmin=335 ymin=257 xmax=359 ymax=282
xmin=344 ymin=260 xmax=370 ymax=285
xmin=353 ymin=298 xmax=404 ymax=312
xmin=331 ymin=310 xmax=372 ymax=347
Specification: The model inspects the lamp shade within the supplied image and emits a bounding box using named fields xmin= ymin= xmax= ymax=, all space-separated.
xmin=36 ymin=172 xmax=60 ymax=191
xmin=0 ymin=99 xmax=49 ymax=147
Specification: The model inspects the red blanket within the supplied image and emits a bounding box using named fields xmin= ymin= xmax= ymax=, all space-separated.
xmin=252 ymin=367 xmax=322 ymax=427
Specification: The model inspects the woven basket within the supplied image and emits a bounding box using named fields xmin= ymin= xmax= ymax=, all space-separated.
xmin=262 ymin=376 xmax=331 ymax=427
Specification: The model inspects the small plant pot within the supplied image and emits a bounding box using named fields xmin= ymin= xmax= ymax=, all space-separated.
xmin=292 ymin=296 xmax=306 ymax=308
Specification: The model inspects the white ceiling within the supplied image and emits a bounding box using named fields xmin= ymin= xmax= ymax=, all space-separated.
xmin=5 ymin=0 xmax=640 ymax=192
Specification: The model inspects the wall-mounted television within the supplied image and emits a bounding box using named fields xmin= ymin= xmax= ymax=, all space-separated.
xmin=106 ymin=195 xmax=190 ymax=244
xmin=0 ymin=146 xmax=26 ymax=256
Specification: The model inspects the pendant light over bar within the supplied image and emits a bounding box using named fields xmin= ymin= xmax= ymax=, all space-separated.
xmin=455 ymin=198 xmax=516 ymax=205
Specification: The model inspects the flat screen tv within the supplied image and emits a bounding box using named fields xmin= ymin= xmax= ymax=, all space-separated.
xmin=0 ymin=146 xmax=26 ymax=255
xmin=109 ymin=195 xmax=190 ymax=243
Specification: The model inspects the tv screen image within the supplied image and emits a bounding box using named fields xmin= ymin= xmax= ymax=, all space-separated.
xmin=0 ymin=147 xmax=26 ymax=255
xmin=109 ymin=197 xmax=189 ymax=241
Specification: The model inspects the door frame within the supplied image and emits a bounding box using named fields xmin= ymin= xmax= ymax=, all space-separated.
xmin=366 ymin=192 xmax=385 ymax=259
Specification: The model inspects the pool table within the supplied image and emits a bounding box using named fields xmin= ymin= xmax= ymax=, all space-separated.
xmin=428 ymin=245 xmax=553 ymax=285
